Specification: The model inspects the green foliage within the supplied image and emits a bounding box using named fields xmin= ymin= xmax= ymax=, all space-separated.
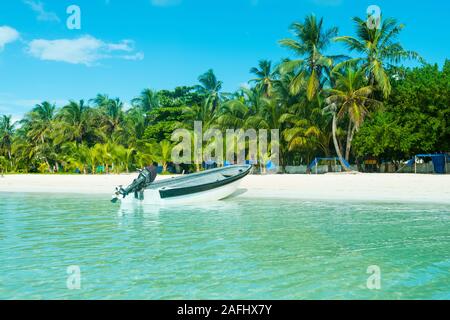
xmin=0 ymin=16 xmax=447 ymax=174
xmin=158 ymin=86 xmax=203 ymax=107
xmin=143 ymin=106 xmax=190 ymax=141
xmin=353 ymin=62 xmax=450 ymax=159
xmin=334 ymin=17 xmax=420 ymax=98
xmin=278 ymin=14 xmax=339 ymax=100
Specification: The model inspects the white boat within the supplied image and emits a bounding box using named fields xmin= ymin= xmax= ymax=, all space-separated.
xmin=112 ymin=165 xmax=251 ymax=206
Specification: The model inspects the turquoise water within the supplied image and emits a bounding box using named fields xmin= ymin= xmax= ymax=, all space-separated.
xmin=0 ymin=192 xmax=449 ymax=300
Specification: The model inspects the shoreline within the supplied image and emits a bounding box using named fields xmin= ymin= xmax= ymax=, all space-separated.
xmin=1 ymin=173 xmax=450 ymax=204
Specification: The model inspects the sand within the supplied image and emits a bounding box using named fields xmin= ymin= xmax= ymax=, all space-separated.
xmin=1 ymin=172 xmax=449 ymax=204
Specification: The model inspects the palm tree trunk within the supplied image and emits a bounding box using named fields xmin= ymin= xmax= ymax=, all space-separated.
xmin=8 ymin=150 xmax=12 ymax=171
xmin=332 ymin=113 xmax=351 ymax=171
xmin=345 ymin=125 xmax=357 ymax=161
xmin=45 ymin=159 xmax=52 ymax=173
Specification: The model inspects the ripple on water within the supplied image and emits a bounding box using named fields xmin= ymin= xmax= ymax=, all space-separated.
xmin=0 ymin=192 xmax=449 ymax=299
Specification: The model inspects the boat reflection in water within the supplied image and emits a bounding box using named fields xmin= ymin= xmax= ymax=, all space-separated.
xmin=118 ymin=197 xmax=247 ymax=217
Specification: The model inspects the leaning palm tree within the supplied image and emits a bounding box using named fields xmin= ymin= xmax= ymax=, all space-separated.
xmin=278 ymin=15 xmax=341 ymax=100
xmin=249 ymin=60 xmax=277 ymax=97
xmin=334 ymin=16 xmax=420 ymax=98
xmin=322 ymin=102 xmax=349 ymax=170
xmin=325 ymin=68 xmax=382 ymax=161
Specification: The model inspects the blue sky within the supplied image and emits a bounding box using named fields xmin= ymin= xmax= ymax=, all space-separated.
xmin=0 ymin=0 xmax=449 ymax=120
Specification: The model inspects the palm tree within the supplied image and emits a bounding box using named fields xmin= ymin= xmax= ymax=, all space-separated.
xmin=241 ymin=87 xmax=265 ymax=116
xmin=90 ymin=94 xmax=128 ymax=143
xmin=187 ymin=102 xmax=217 ymax=130
xmin=90 ymin=94 xmax=110 ymax=109
xmin=20 ymin=102 xmax=57 ymax=171
xmin=325 ymin=68 xmax=382 ymax=160
xmin=185 ymin=75 xmax=224 ymax=128
xmin=0 ymin=115 xmax=15 ymax=164
xmin=278 ymin=15 xmax=341 ymax=100
xmin=249 ymin=60 xmax=277 ymax=97
xmin=334 ymin=16 xmax=420 ymax=98
xmin=90 ymin=143 xmax=115 ymax=174
xmin=23 ymin=101 xmax=56 ymax=145
xmin=86 ymin=145 xmax=99 ymax=174
xmin=0 ymin=155 xmax=7 ymax=174
xmin=101 ymin=98 xmax=125 ymax=137
xmin=116 ymin=146 xmax=135 ymax=173
xmin=197 ymin=69 xmax=223 ymax=115
xmin=135 ymin=149 xmax=156 ymax=170
xmin=147 ymin=140 xmax=172 ymax=172
xmin=124 ymin=108 xmax=146 ymax=147
xmin=56 ymin=100 xmax=91 ymax=144
xmin=60 ymin=141 xmax=89 ymax=174
xmin=131 ymin=88 xmax=159 ymax=113
xmin=280 ymin=114 xmax=321 ymax=153
xmin=323 ymin=102 xmax=349 ymax=170
xmin=216 ymin=99 xmax=248 ymax=130
xmin=244 ymin=96 xmax=292 ymax=170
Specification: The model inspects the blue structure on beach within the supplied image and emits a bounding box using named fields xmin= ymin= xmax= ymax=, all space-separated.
xmin=308 ymin=157 xmax=351 ymax=173
xmin=406 ymin=154 xmax=449 ymax=174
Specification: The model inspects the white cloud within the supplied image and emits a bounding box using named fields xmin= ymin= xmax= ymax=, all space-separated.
xmin=27 ymin=35 xmax=144 ymax=65
xmin=151 ymin=0 xmax=181 ymax=7
xmin=0 ymin=26 xmax=20 ymax=51
xmin=23 ymin=0 xmax=60 ymax=22
xmin=123 ymin=52 xmax=145 ymax=61
xmin=106 ymin=40 xmax=134 ymax=52
xmin=28 ymin=36 xmax=102 ymax=65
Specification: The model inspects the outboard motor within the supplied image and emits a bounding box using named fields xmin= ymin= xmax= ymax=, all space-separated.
xmin=111 ymin=166 xmax=157 ymax=203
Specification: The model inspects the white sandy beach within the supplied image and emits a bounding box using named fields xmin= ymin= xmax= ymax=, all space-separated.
xmin=1 ymin=173 xmax=449 ymax=204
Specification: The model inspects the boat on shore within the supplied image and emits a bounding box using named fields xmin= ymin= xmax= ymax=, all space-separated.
xmin=112 ymin=165 xmax=252 ymax=205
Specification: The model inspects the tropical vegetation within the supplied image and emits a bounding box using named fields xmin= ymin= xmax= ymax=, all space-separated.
xmin=0 ymin=14 xmax=448 ymax=174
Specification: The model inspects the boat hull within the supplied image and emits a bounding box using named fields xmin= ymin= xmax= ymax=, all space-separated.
xmin=118 ymin=165 xmax=251 ymax=207
xmin=120 ymin=178 xmax=243 ymax=207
